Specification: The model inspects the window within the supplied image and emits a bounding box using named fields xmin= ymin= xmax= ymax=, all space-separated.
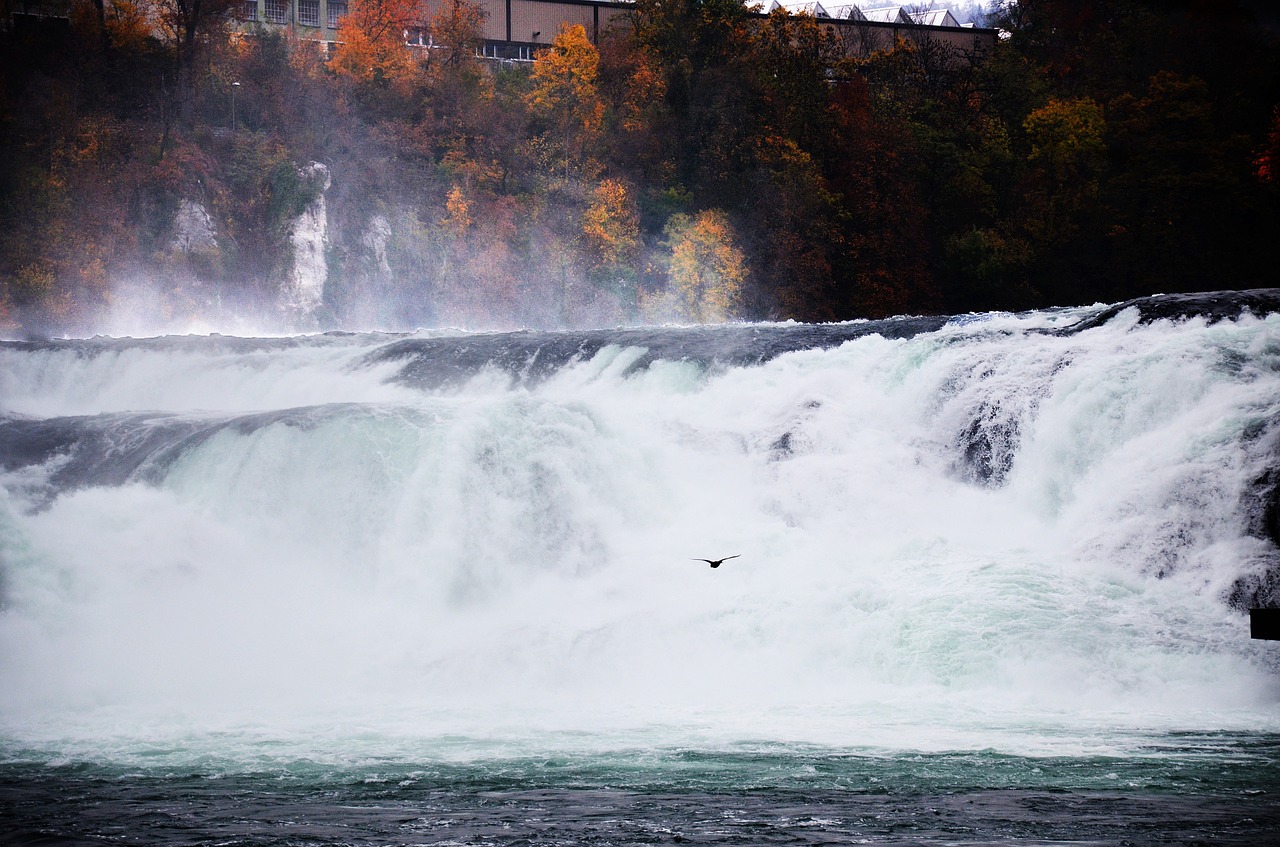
xmin=298 ymin=0 xmax=318 ymax=26
xmin=263 ymin=0 xmax=286 ymax=23
xmin=327 ymin=0 xmax=347 ymax=28
xmin=242 ymin=0 xmax=258 ymax=21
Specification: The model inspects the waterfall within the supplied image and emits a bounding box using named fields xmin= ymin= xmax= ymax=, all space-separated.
xmin=1 ymin=291 xmax=1279 ymax=758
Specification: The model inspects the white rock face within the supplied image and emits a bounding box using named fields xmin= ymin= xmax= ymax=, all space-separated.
xmin=170 ymin=200 xmax=218 ymax=254
xmin=280 ymin=162 xmax=332 ymax=324
xmin=362 ymin=214 xmax=393 ymax=281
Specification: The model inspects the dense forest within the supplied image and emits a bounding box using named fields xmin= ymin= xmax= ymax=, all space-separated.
xmin=1 ymin=0 xmax=1278 ymax=335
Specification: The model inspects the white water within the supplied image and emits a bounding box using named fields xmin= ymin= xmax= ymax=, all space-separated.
xmin=2 ymin=309 xmax=1279 ymax=765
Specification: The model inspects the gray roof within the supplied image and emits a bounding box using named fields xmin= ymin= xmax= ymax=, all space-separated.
xmin=909 ymin=9 xmax=960 ymax=27
xmin=860 ymin=6 xmax=913 ymax=23
xmin=770 ymin=0 xmax=833 ymax=17
xmin=824 ymin=3 xmax=868 ymax=20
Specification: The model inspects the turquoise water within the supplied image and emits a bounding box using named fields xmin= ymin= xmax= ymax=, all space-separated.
xmin=4 ymin=738 xmax=1279 ymax=844
xmin=7 ymin=733 xmax=1280 ymax=793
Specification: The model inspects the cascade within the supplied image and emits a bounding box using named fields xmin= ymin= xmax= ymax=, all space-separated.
xmin=1 ymin=291 xmax=1278 ymax=757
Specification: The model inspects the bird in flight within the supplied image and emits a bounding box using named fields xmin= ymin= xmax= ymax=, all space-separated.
xmin=693 ymin=555 xmax=740 ymax=569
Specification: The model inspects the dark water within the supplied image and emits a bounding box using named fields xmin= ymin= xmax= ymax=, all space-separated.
xmin=4 ymin=742 xmax=1280 ymax=846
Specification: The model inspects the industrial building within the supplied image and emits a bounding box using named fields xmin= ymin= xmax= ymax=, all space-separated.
xmin=240 ymin=0 xmax=995 ymax=60
xmin=2 ymin=0 xmax=995 ymax=62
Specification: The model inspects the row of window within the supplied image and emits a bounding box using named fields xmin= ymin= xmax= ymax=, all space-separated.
xmin=242 ymin=0 xmax=347 ymax=28
xmin=479 ymin=43 xmax=535 ymax=61
xmin=236 ymin=2 xmax=534 ymax=62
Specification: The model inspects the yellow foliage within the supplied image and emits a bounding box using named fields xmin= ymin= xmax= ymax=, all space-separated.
xmin=582 ymin=179 xmax=639 ymax=271
xmin=663 ymin=209 xmax=747 ymax=323
xmin=441 ymin=145 xmax=503 ymax=189
xmin=526 ymin=24 xmax=605 ymax=177
xmin=15 ymin=263 xmax=56 ymax=298
xmin=441 ymin=184 xmax=472 ymax=238
xmin=1024 ymin=97 xmax=1106 ymax=182
xmin=754 ymin=132 xmax=813 ymax=171
xmin=527 ymin=24 xmax=600 ymax=124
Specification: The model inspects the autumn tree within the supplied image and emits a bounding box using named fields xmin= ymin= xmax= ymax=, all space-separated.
xmin=753 ymin=10 xmax=844 ymax=157
xmin=419 ymin=0 xmax=496 ymax=184
xmin=661 ymin=209 xmax=747 ymax=323
xmin=70 ymin=0 xmax=146 ymax=58
xmin=526 ymin=23 xmax=605 ymax=182
xmin=154 ymin=0 xmax=241 ymax=100
xmin=582 ymin=178 xmax=641 ymax=297
xmin=424 ymin=0 xmax=486 ymax=71
xmin=596 ymin=29 xmax=669 ymax=192
xmin=328 ymin=0 xmax=425 ymax=88
xmin=1024 ymin=97 xmax=1106 ymax=188
xmin=629 ymin=0 xmax=749 ymax=119
xmin=102 ymin=0 xmax=157 ymax=54
xmin=1101 ymin=70 xmax=1272 ymax=297
xmin=628 ymin=0 xmax=759 ymax=196
xmin=1021 ymin=96 xmax=1106 ymax=243
xmin=440 ymin=183 xmax=472 ymax=238
xmin=1257 ymin=108 xmax=1280 ymax=188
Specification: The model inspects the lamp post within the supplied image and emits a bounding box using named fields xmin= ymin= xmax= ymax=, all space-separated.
xmin=231 ymin=82 xmax=241 ymax=132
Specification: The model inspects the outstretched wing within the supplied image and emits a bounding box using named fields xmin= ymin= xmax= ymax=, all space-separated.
xmin=692 ymin=555 xmax=740 ymax=567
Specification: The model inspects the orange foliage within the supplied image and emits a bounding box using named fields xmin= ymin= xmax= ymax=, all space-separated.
xmin=328 ymin=0 xmax=425 ymax=87
xmin=70 ymin=0 xmax=153 ymax=52
xmin=105 ymin=0 xmax=156 ymax=52
xmin=619 ymin=49 xmax=665 ymax=134
xmin=424 ymin=0 xmax=486 ymax=71
xmin=582 ymin=179 xmax=640 ymax=272
xmin=527 ymin=24 xmax=605 ymax=177
xmin=663 ymin=209 xmax=747 ymax=323
xmin=440 ymin=184 xmax=472 ymax=238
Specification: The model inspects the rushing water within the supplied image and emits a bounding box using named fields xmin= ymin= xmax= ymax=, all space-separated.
xmin=3 ymin=291 xmax=1280 ymax=844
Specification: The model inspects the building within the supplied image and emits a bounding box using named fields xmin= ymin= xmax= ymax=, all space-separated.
xmin=907 ymin=8 xmax=960 ymax=28
xmin=240 ymin=0 xmax=634 ymax=60
xmin=256 ymin=0 xmax=996 ymax=61
xmin=2 ymin=0 xmax=994 ymax=63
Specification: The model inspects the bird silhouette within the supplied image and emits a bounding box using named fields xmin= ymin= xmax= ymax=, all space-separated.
xmin=693 ymin=555 xmax=740 ymax=569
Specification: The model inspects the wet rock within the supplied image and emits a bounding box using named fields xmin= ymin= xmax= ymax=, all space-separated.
xmin=1062 ymin=289 xmax=1280 ymax=333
